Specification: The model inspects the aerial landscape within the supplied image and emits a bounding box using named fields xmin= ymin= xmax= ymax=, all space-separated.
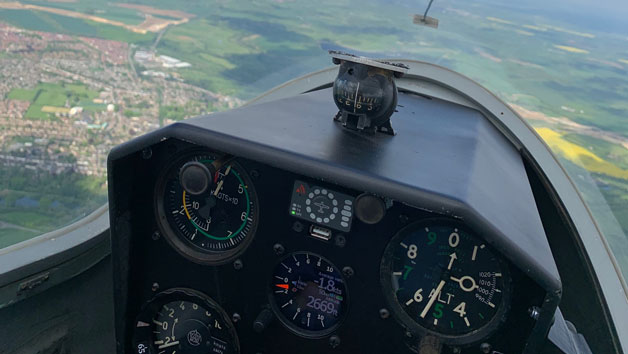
xmin=0 ymin=0 xmax=626 ymax=274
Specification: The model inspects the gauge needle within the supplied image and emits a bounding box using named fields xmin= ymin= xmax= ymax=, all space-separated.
xmin=158 ymin=340 xmax=179 ymax=349
xmin=450 ymin=275 xmax=479 ymax=292
xmin=420 ymin=280 xmax=446 ymax=318
xmin=275 ymin=284 xmax=289 ymax=290
xmin=213 ymin=179 xmax=224 ymax=196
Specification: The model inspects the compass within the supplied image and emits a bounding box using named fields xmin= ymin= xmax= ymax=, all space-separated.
xmin=330 ymin=51 xmax=408 ymax=135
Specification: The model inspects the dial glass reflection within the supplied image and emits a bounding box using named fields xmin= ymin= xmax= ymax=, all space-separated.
xmin=385 ymin=222 xmax=507 ymax=337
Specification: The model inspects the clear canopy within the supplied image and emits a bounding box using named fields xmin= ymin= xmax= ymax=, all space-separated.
xmin=0 ymin=0 xmax=626 ymax=280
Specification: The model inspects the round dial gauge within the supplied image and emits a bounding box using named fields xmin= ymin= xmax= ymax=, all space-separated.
xmin=156 ymin=152 xmax=258 ymax=264
xmin=132 ymin=288 xmax=239 ymax=354
xmin=269 ymin=252 xmax=348 ymax=337
xmin=380 ymin=220 xmax=510 ymax=345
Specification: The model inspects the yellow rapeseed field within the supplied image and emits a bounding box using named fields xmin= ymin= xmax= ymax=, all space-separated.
xmin=536 ymin=127 xmax=628 ymax=180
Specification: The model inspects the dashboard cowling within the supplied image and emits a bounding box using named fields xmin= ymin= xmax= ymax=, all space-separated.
xmin=108 ymin=87 xmax=560 ymax=353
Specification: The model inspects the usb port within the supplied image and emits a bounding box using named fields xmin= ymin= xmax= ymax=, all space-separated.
xmin=309 ymin=225 xmax=332 ymax=241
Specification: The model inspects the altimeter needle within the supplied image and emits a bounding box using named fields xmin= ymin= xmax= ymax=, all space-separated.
xmin=420 ymin=280 xmax=446 ymax=318
xmin=450 ymin=275 xmax=479 ymax=292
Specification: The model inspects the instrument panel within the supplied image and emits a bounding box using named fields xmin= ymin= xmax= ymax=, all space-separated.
xmin=114 ymin=140 xmax=547 ymax=354
xmin=105 ymin=80 xmax=566 ymax=354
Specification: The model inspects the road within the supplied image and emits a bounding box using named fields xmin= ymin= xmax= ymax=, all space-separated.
xmin=152 ymin=26 xmax=169 ymax=52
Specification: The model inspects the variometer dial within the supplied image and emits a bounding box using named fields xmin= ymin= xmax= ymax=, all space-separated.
xmin=269 ymin=252 xmax=348 ymax=337
xmin=381 ymin=220 xmax=510 ymax=345
xmin=156 ymin=151 xmax=258 ymax=264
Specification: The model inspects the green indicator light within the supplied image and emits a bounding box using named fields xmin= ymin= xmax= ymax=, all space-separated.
xmin=450 ymin=321 xmax=454 ymax=329
xmin=291 ymin=210 xmax=296 ymax=215
xmin=478 ymin=313 xmax=484 ymax=319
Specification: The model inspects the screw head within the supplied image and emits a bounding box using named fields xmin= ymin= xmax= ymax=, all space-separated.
xmin=141 ymin=148 xmax=152 ymax=160
xmin=480 ymin=343 xmax=492 ymax=354
xmin=151 ymin=231 xmax=160 ymax=241
xmin=528 ymin=306 xmax=541 ymax=320
xmin=151 ymin=282 xmax=159 ymax=292
xmin=292 ymin=221 xmax=304 ymax=233
xmin=399 ymin=214 xmax=409 ymax=224
xmin=273 ymin=243 xmax=285 ymax=256
xmin=379 ymin=308 xmax=390 ymax=319
xmin=329 ymin=335 xmax=341 ymax=349
xmin=233 ymin=259 xmax=243 ymax=270
xmin=232 ymin=313 xmax=241 ymax=323
xmin=334 ymin=234 xmax=346 ymax=248
xmin=342 ymin=266 xmax=354 ymax=278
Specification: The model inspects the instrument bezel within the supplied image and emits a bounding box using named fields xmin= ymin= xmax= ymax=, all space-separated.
xmin=379 ymin=218 xmax=512 ymax=346
xmin=154 ymin=149 xmax=259 ymax=265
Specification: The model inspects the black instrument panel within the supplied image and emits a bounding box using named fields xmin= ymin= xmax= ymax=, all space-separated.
xmin=119 ymin=140 xmax=546 ymax=354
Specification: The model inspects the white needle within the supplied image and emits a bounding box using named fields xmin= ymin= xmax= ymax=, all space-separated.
xmin=158 ymin=340 xmax=179 ymax=349
xmin=213 ymin=179 xmax=224 ymax=196
xmin=450 ymin=275 xmax=479 ymax=292
xmin=420 ymin=280 xmax=446 ymax=318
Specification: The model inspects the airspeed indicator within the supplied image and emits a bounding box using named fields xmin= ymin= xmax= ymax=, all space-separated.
xmin=155 ymin=151 xmax=258 ymax=265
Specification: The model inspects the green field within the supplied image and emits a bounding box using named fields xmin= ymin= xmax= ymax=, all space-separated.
xmin=0 ymin=8 xmax=153 ymax=44
xmin=7 ymin=88 xmax=38 ymax=101
xmin=0 ymin=165 xmax=107 ymax=244
xmin=0 ymin=228 xmax=39 ymax=249
xmin=22 ymin=0 xmax=148 ymax=25
xmin=7 ymin=82 xmax=100 ymax=120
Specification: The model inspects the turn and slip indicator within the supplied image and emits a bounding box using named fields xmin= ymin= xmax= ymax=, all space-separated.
xmin=289 ymin=180 xmax=354 ymax=232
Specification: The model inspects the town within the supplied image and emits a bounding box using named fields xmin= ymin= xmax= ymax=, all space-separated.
xmin=0 ymin=22 xmax=241 ymax=177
